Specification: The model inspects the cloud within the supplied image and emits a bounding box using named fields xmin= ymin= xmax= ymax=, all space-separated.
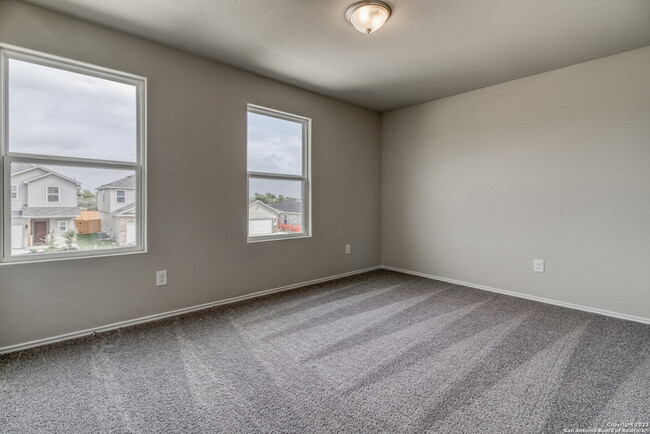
xmin=8 ymin=58 xmax=137 ymax=163
xmin=247 ymin=112 xmax=303 ymax=175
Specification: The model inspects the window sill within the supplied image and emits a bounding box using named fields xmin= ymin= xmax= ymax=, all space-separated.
xmin=247 ymin=233 xmax=312 ymax=243
xmin=0 ymin=246 xmax=147 ymax=265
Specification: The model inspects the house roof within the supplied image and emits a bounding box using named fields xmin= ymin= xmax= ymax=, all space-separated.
xmin=10 ymin=163 xmax=38 ymax=175
xmin=248 ymin=199 xmax=302 ymax=214
xmin=112 ymin=202 xmax=136 ymax=217
xmin=19 ymin=206 xmax=81 ymax=218
xmin=11 ymin=164 xmax=81 ymax=185
xmin=97 ymin=175 xmax=136 ymax=190
xmin=248 ymin=200 xmax=280 ymax=216
xmin=23 ymin=171 xmax=81 ymax=186
xmin=272 ymin=199 xmax=302 ymax=214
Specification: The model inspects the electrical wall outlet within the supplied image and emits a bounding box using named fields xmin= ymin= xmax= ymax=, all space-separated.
xmin=156 ymin=270 xmax=168 ymax=286
xmin=533 ymin=260 xmax=545 ymax=273
xmin=345 ymin=244 xmax=351 ymax=255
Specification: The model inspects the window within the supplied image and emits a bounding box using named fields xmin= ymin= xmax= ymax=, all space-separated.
xmin=46 ymin=186 xmax=60 ymax=203
xmin=247 ymin=105 xmax=310 ymax=241
xmin=1 ymin=46 xmax=146 ymax=262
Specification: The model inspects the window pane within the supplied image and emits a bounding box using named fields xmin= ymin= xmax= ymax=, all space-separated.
xmin=10 ymin=162 xmax=137 ymax=256
xmin=8 ymin=58 xmax=138 ymax=162
xmin=249 ymin=178 xmax=303 ymax=237
xmin=247 ymin=111 xmax=303 ymax=176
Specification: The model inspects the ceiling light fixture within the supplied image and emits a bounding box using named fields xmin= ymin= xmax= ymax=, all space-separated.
xmin=345 ymin=1 xmax=392 ymax=35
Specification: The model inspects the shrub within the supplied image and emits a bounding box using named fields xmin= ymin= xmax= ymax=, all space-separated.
xmin=64 ymin=228 xmax=78 ymax=250
xmin=44 ymin=231 xmax=57 ymax=252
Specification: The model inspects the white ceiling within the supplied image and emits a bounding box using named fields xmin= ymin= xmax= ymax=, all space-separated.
xmin=22 ymin=0 xmax=650 ymax=112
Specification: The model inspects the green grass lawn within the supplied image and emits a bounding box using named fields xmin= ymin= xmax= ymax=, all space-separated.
xmin=76 ymin=233 xmax=116 ymax=250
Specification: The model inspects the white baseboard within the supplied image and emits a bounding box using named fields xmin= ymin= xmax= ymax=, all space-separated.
xmin=381 ymin=265 xmax=649 ymax=325
xmin=0 ymin=266 xmax=381 ymax=355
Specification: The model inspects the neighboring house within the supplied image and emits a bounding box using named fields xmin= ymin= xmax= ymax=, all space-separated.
xmin=272 ymin=199 xmax=302 ymax=231
xmin=248 ymin=199 xmax=303 ymax=235
xmin=10 ymin=163 xmax=81 ymax=250
xmin=96 ymin=175 xmax=136 ymax=245
xmin=248 ymin=200 xmax=280 ymax=235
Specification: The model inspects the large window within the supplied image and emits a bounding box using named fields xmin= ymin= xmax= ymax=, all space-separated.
xmin=247 ymin=105 xmax=310 ymax=241
xmin=1 ymin=46 xmax=146 ymax=262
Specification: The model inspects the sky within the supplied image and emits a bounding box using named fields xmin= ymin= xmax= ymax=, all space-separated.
xmin=247 ymin=112 xmax=304 ymax=199
xmin=8 ymin=58 xmax=137 ymax=190
xmin=8 ymin=57 xmax=304 ymax=199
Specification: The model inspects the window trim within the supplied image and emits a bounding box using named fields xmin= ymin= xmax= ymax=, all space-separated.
xmin=246 ymin=104 xmax=311 ymax=242
xmin=45 ymin=185 xmax=61 ymax=203
xmin=10 ymin=184 xmax=17 ymax=199
xmin=116 ymin=189 xmax=126 ymax=203
xmin=58 ymin=220 xmax=67 ymax=232
xmin=0 ymin=44 xmax=147 ymax=264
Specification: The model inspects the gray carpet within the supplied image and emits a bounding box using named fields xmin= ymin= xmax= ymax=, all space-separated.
xmin=1 ymin=270 xmax=649 ymax=433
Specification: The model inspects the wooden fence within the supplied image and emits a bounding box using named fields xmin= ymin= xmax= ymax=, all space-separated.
xmin=74 ymin=210 xmax=101 ymax=235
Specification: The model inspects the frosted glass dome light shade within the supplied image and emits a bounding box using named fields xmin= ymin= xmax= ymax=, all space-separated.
xmin=345 ymin=1 xmax=392 ymax=34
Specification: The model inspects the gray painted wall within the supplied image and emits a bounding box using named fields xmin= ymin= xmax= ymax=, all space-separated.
xmin=382 ymin=46 xmax=650 ymax=320
xmin=0 ymin=1 xmax=381 ymax=348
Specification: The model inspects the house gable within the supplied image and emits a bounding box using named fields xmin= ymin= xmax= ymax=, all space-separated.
xmin=249 ymin=200 xmax=280 ymax=220
xmin=10 ymin=167 xmax=49 ymax=208
xmin=23 ymin=171 xmax=81 ymax=187
xmin=25 ymin=173 xmax=79 ymax=208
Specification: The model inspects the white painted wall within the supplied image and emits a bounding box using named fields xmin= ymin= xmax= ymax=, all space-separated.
xmin=382 ymin=46 xmax=650 ymax=321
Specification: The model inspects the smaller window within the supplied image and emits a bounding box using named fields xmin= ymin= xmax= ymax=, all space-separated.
xmin=46 ymin=186 xmax=60 ymax=203
xmin=247 ymin=105 xmax=311 ymax=241
xmin=58 ymin=220 xmax=67 ymax=232
xmin=116 ymin=190 xmax=126 ymax=203
xmin=11 ymin=185 xmax=18 ymax=199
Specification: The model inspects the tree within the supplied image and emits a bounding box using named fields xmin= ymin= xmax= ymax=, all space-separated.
xmin=64 ymin=228 xmax=78 ymax=250
xmin=253 ymin=192 xmax=287 ymax=205
xmin=44 ymin=231 xmax=57 ymax=252
xmin=77 ymin=188 xmax=98 ymax=209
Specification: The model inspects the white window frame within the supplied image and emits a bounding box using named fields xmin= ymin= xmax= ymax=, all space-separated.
xmin=116 ymin=189 xmax=126 ymax=203
xmin=58 ymin=220 xmax=67 ymax=232
xmin=46 ymin=185 xmax=61 ymax=203
xmin=0 ymin=44 xmax=147 ymax=263
xmin=247 ymin=104 xmax=311 ymax=242
xmin=10 ymin=184 xmax=17 ymax=199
